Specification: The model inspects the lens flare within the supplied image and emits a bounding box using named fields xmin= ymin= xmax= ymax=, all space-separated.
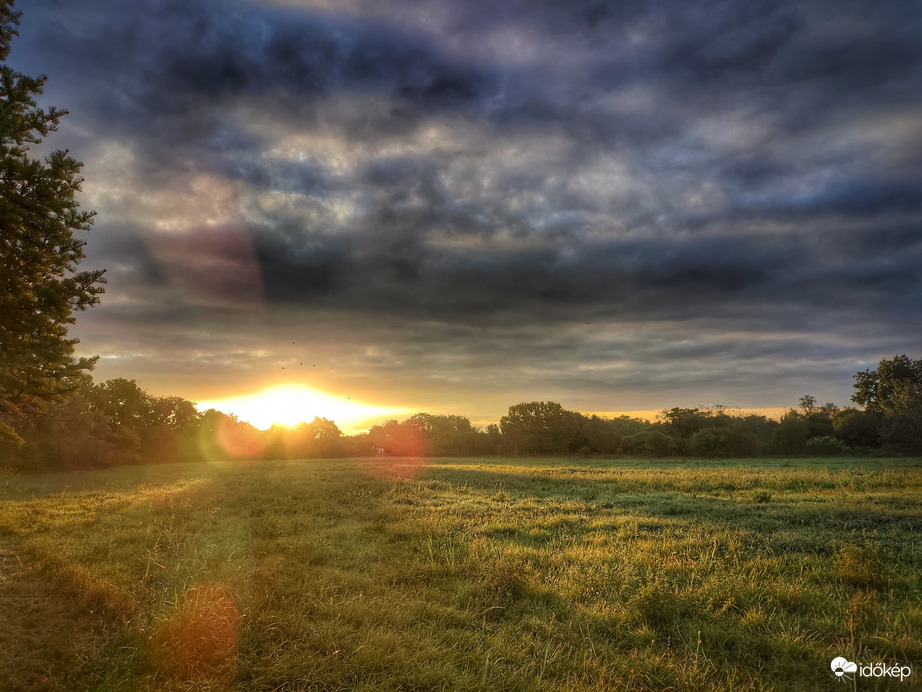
xmin=198 ymin=414 xmax=267 ymax=460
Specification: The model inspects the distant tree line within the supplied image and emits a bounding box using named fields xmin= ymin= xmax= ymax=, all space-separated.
xmin=1 ymin=355 xmax=920 ymax=471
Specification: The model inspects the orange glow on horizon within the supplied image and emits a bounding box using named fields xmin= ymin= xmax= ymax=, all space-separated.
xmin=195 ymin=384 xmax=410 ymax=433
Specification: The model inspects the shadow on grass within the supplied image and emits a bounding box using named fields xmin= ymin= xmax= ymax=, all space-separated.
xmin=416 ymin=463 xmax=922 ymax=559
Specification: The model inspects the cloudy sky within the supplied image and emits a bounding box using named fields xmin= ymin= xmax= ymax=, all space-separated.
xmin=11 ymin=0 xmax=922 ymax=427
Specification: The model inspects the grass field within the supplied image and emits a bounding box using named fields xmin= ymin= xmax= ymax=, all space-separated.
xmin=1 ymin=456 xmax=920 ymax=691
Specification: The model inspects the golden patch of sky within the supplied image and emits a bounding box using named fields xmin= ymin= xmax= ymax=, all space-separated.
xmin=195 ymin=384 xmax=410 ymax=433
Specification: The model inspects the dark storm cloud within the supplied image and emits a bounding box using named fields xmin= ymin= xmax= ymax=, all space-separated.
xmin=11 ymin=0 xmax=922 ymax=410
xmin=17 ymin=0 xmax=499 ymax=162
xmin=785 ymin=180 xmax=922 ymax=218
xmin=249 ymin=221 xmax=921 ymax=334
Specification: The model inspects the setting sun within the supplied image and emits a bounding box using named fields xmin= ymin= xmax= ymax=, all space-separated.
xmin=195 ymin=384 xmax=409 ymax=432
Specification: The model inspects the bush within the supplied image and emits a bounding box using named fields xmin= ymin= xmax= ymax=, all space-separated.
xmin=687 ymin=428 xmax=726 ymax=457
xmin=687 ymin=424 xmax=762 ymax=457
xmin=620 ymin=430 xmax=677 ymax=457
xmin=805 ymin=436 xmax=850 ymax=456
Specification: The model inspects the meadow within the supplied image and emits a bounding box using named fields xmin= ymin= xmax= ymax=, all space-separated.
xmin=0 ymin=456 xmax=920 ymax=691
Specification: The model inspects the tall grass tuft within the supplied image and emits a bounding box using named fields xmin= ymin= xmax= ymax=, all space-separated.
xmin=834 ymin=543 xmax=888 ymax=589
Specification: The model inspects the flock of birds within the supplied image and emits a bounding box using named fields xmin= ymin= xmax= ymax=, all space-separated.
xmin=280 ymin=341 xmax=350 ymax=399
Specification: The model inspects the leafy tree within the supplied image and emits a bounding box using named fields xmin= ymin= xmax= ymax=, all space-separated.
xmin=740 ymin=413 xmax=777 ymax=449
xmin=500 ymin=401 xmax=582 ymax=455
xmin=365 ymin=414 xmax=489 ymax=457
xmin=409 ymin=413 xmax=485 ymax=456
xmin=1 ymin=383 xmax=114 ymax=469
xmin=480 ymin=423 xmax=502 ymax=455
xmin=880 ymin=404 xmax=922 ymax=456
xmin=0 ymin=2 xmax=105 ymax=442
xmin=851 ymin=355 xmax=922 ymax=455
xmin=1 ymin=379 xmax=202 ymax=469
xmin=687 ymin=421 xmax=762 ymax=458
xmin=198 ymin=409 xmax=267 ymax=460
xmin=661 ymin=407 xmax=769 ymax=456
xmin=576 ymin=415 xmax=643 ymax=455
xmin=804 ymin=410 xmax=836 ymax=439
xmin=818 ymin=402 xmax=840 ymax=418
xmin=85 ymin=379 xmax=203 ymax=464
xmin=152 ymin=396 xmax=199 ymax=431
xmin=833 ymin=408 xmax=880 ymax=449
xmin=660 ymin=407 xmax=711 ymax=438
xmin=722 ymin=421 xmax=765 ymax=457
xmin=798 ymin=395 xmax=817 ymax=416
xmin=771 ymin=410 xmax=809 ymax=454
xmin=294 ymin=417 xmax=344 ymax=457
xmin=144 ymin=393 xmax=202 ymax=461
xmin=305 ymin=416 xmax=342 ymax=441
xmin=687 ymin=427 xmax=727 ymax=457
xmin=94 ymin=378 xmax=155 ymax=429
xmin=852 ymin=355 xmax=922 ymax=416
xmin=366 ymin=418 xmax=428 ymax=456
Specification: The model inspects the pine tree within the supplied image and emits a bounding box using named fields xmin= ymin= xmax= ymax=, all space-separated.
xmin=0 ymin=1 xmax=105 ymax=442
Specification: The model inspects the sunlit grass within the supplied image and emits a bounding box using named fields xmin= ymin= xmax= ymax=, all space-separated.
xmin=0 ymin=457 xmax=920 ymax=690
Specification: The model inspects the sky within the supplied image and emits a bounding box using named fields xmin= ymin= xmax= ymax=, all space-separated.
xmin=10 ymin=0 xmax=922 ymax=429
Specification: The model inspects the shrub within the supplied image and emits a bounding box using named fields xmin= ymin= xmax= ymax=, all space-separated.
xmin=687 ymin=428 xmax=726 ymax=457
xmin=806 ymin=436 xmax=850 ymax=456
xmin=620 ymin=431 xmax=677 ymax=457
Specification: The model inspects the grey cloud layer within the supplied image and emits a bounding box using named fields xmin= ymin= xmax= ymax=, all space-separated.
xmin=13 ymin=0 xmax=922 ymax=407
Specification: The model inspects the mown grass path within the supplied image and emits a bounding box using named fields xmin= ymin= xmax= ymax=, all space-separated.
xmin=0 ymin=529 xmax=116 ymax=691
xmin=0 ymin=457 xmax=920 ymax=690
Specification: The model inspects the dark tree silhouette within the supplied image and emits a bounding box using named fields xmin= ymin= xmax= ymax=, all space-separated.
xmin=0 ymin=1 xmax=105 ymax=443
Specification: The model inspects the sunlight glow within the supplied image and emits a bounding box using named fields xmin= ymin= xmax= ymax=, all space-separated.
xmin=196 ymin=384 xmax=409 ymax=433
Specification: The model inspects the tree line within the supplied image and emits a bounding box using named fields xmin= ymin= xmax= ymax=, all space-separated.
xmin=1 ymin=354 xmax=920 ymax=470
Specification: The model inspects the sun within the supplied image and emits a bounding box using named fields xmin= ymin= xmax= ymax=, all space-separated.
xmin=195 ymin=384 xmax=408 ymax=432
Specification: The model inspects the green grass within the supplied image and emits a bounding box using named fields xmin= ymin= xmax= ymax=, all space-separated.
xmin=1 ymin=456 xmax=920 ymax=690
